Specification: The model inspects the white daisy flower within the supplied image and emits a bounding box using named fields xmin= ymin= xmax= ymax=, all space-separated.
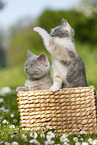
xmin=73 ymin=137 xmax=78 ymax=142
xmin=2 ymin=119 xmax=9 ymax=124
xmin=46 ymin=125 xmax=53 ymax=130
xmin=40 ymin=133 xmax=45 ymax=138
xmin=0 ymin=141 xmax=4 ymax=144
xmin=93 ymin=139 xmax=97 ymax=145
xmin=21 ymin=134 xmax=27 ymax=140
xmin=34 ymin=140 xmax=40 ymax=145
xmin=82 ymin=142 xmax=89 ymax=145
xmin=0 ymin=116 xmax=3 ymax=120
xmin=10 ymin=114 xmax=14 ymax=118
xmin=60 ymin=134 xmax=69 ymax=142
xmin=44 ymin=140 xmax=55 ymax=145
xmin=0 ymin=87 xmax=11 ymax=96
xmin=62 ymin=142 xmax=69 ymax=145
xmin=11 ymin=141 xmax=19 ymax=145
xmin=75 ymin=142 xmax=81 ymax=145
xmin=29 ymin=139 xmax=37 ymax=144
xmin=60 ymin=137 xmax=68 ymax=142
xmin=64 ymin=133 xmax=69 ymax=136
xmin=46 ymin=131 xmax=55 ymax=139
xmin=3 ymin=109 xmax=10 ymax=113
xmin=5 ymin=142 xmax=11 ymax=145
xmin=30 ymin=132 xmax=37 ymax=138
xmin=11 ymin=131 xmax=18 ymax=134
xmin=88 ymin=138 xmax=93 ymax=144
xmin=80 ymin=138 xmax=84 ymax=141
xmin=33 ymin=132 xmax=37 ymax=138
xmin=9 ymin=125 xmax=15 ymax=129
xmin=62 ymin=133 xmax=69 ymax=138
xmin=0 ymin=107 xmax=5 ymax=111
xmin=11 ymin=135 xmax=15 ymax=138
xmin=0 ymin=98 xmax=4 ymax=103
xmin=13 ymin=119 xmax=17 ymax=123
xmin=80 ymin=131 xmax=86 ymax=135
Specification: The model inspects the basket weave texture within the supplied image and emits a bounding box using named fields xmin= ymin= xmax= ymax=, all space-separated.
xmin=17 ymin=86 xmax=97 ymax=134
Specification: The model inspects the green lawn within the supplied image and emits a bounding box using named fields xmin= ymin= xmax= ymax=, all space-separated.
xmin=76 ymin=42 xmax=97 ymax=89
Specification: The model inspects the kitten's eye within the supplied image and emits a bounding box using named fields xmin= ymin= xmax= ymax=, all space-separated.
xmin=54 ymin=29 xmax=57 ymax=33
xmin=30 ymin=63 xmax=34 ymax=67
xmin=51 ymin=29 xmax=57 ymax=34
xmin=25 ymin=63 xmax=27 ymax=67
xmin=65 ymin=30 xmax=68 ymax=33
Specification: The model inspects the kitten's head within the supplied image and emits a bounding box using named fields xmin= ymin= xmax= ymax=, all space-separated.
xmin=24 ymin=50 xmax=50 ymax=79
xmin=50 ymin=19 xmax=74 ymax=40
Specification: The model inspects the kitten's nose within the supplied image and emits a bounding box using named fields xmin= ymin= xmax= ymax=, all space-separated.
xmin=24 ymin=68 xmax=28 ymax=72
xmin=50 ymin=29 xmax=54 ymax=36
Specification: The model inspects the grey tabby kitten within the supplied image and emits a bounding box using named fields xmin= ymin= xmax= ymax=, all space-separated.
xmin=16 ymin=50 xmax=52 ymax=91
xmin=33 ymin=19 xmax=88 ymax=92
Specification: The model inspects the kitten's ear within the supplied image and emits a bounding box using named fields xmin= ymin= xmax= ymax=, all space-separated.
xmin=27 ymin=50 xmax=32 ymax=57
xmin=37 ymin=53 xmax=46 ymax=64
xmin=61 ymin=19 xmax=71 ymax=28
xmin=70 ymin=28 xmax=74 ymax=37
xmin=61 ymin=19 xmax=67 ymax=27
xmin=61 ymin=19 xmax=72 ymax=32
xmin=27 ymin=50 xmax=36 ymax=57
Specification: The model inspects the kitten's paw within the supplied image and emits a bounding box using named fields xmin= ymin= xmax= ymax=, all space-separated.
xmin=16 ymin=87 xmax=28 ymax=92
xmin=33 ymin=27 xmax=43 ymax=33
xmin=50 ymin=85 xmax=60 ymax=92
xmin=16 ymin=87 xmax=21 ymax=92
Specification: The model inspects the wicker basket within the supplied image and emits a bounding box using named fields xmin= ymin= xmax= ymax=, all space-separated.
xmin=17 ymin=86 xmax=97 ymax=135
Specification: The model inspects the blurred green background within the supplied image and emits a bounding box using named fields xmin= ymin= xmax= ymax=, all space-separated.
xmin=0 ymin=0 xmax=97 ymax=89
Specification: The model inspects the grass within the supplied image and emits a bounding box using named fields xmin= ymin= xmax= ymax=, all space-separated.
xmin=0 ymin=89 xmax=97 ymax=145
xmin=0 ymin=67 xmax=26 ymax=88
xmin=75 ymin=42 xmax=97 ymax=89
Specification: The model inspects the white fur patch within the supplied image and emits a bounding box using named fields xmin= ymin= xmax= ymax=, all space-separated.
xmin=52 ymin=56 xmax=68 ymax=81
xmin=54 ymin=37 xmax=76 ymax=52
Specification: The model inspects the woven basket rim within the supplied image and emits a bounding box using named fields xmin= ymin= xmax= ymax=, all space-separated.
xmin=17 ymin=85 xmax=95 ymax=94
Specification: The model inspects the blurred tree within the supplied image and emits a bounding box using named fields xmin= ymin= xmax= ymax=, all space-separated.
xmin=8 ymin=25 xmax=49 ymax=68
xmin=0 ymin=38 xmax=6 ymax=68
xmin=10 ymin=16 xmax=35 ymax=36
xmin=75 ymin=0 xmax=97 ymax=17
xmin=8 ymin=9 xmax=97 ymax=68
xmin=0 ymin=0 xmax=6 ymax=10
xmin=38 ymin=10 xmax=97 ymax=43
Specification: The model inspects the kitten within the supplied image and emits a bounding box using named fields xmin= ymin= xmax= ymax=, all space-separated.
xmin=16 ymin=50 xmax=52 ymax=91
xmin=33 ymin=19 xmax=88 ymax=92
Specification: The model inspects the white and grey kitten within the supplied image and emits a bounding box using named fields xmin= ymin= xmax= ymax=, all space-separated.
xmin=16 ymin=50 xmax=52 ymax=91
xmin=33 ymin=19 xmax=88 ymax=92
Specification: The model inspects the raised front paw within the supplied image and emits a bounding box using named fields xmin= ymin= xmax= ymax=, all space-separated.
xmin=50 ymin=85 xmax=60 ymax=92
xmin=33 ymin=27 xmax=43 ymax=33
